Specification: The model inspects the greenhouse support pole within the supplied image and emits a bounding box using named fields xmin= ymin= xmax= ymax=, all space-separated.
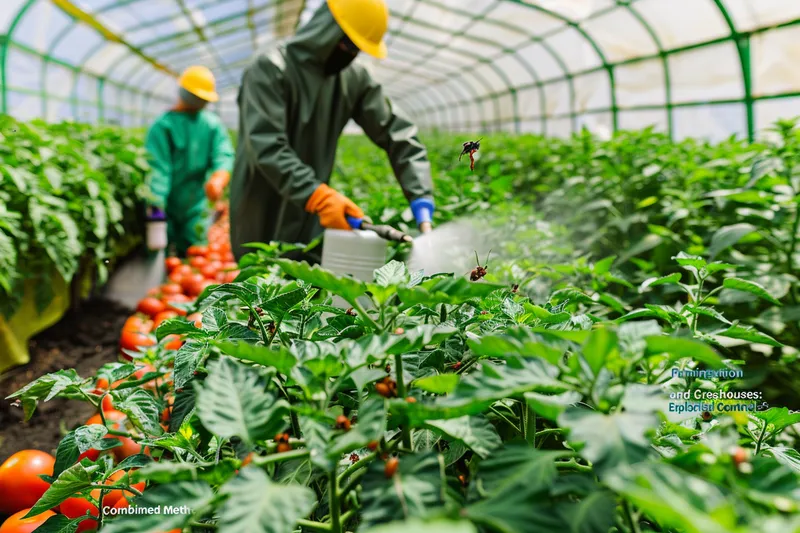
xmin=97 ymin=77 xmax=105 ymax=123
xmin=738 ymin=36 xmax=755 ymax=143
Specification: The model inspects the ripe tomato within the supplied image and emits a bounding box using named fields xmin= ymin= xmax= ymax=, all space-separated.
xmin=120 ymin=330 xmax=156 ymax=358
xmin=187 ymin=245 xmax=208 ymax=257
xmin=186 ymin=278 xmax=214 ymax=297
xmin=146 ymin=287 xmax=160 ymax=297
xmin=180 ymin=272 xmax=205 ymax=295
xmin=84 ymin=411 xmax=149 ymax=462
xmin=153 ymin=310 xmax=179 ymax=329
xmin=136 ymin=297 xmax=166 ymax=318
xmin=221 ymin=261 xmax=238 ymax=271
xmin=164 ymin=335 xmax=183 ymax=351
xmin=165 ymin=257 xmax=182 ymax=272
xmin=200 ymin=264 xmax=218 ymax=279
xmin=222 ymin=251 xmax=235 ymax=262
xmin=0 ymin=508 xmax=56 ymax=533
xmin=206 ymin=252 xmax=222 ymax=262
xmin=60 ymin=494 xmax=99 ymax=532
xmin=223 ymin=270 xmax=239 ymax=283
xmin=101 ymin=471 xmax=145 ymax=508
xmin=113 ymin=494 xmax=131 ymax=510
xmin=189 ymin=256 xmax=208 ymax=269
xmin=173 ymin=264 xmax=194 ymax=278
xmin=162 ymin=293 xmax=191 ymax=316
xmin=160 ymin=283 xmax=183 ymax=296
xmin=168 ymin=271 xmax=184 ymax=284
xmin=123 ymin=314 xmax=152 ymax=334
xmin=101 ymin=394 xmax=114 ymax=411
xmin=0 ymin=450 xmax=55 ymax=514
xmin=187 ymin=313 xmax=202 ymax=328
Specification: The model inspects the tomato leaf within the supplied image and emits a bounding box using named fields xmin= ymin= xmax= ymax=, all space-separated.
xmin=217 ymin=466 xmax=315 ymax=533
xmin=114 ymin=389 xmax=163 ymax=437
xmin=173 ymin=340 xmax=209 ymax=390
xmin=52 ymin=425 xmax=116 ymax=478
xmin=25 ymin=462 xmax=96 ymax=518
xmin=6 ymin=369 xmax=85 ymax=420
xmin=424 ymin=415 xmax=501 ymax=459
xmin=28 ymin=514 xmax=84 ymax=533
xmin=413 ymin=374 xmax=459 ymax=395
xmin=196 ymin=358 xmax=289 ymax=444
xmin=328 ymin=396 xmax=387 ymax=457
xmin=155 ymin=318 xmax=209 ymax=341
xmin=214 ymin=341 xmax=297 ymax=375
xmin=645 ymin=335 xmax=727 ymax=368
xmin=722 ymin=277 xmax=782 ymax=306
xmin=265 ymin=259 xmax=367 ymax=303
xmin=100 ymin=481 xmax=215 ymax=533
xmin=524 ymin=391 xmax=583 ymax=421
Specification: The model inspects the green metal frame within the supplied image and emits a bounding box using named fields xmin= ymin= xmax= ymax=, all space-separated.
xmin=2 ymin=0 xmax=800 ymax=140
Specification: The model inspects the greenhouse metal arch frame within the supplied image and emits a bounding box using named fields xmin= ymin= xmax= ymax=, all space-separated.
xmin=2 ymin=0 xmax=800 ymax=142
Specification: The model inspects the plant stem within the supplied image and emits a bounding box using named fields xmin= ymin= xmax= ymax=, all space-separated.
xmin=755 ymin=420 xmax=769 ymax=455
xmin=788 ymin=204 xmax=800 ymax=302
xmin=189 ymin=520 xmax=218 ymax=529
xmin=351 ymin=299 xmax=380 ymax=331
xmin=623 ymin=500 xmax=642 ymax=533
xmin=339 ymin=468 xmax=367 ymax=499
xmin=296 ymin=519 xmax=332 ymax=532
xmin=329 ymin=470 xmax=342 ymax=533
xmin=90 ymin=483 xmax=144 ymax=497
xmin=394 ymin=352 xmax=412 ymax=449
xmin=555 ymin=459 xmax=593 ymax=473
xmin=338 ymin=452 xmax=377 ymax=483
xmin=251 ymin=448 xmax=310 ymax=466
xmin=245 ymin=302 xmax=270 ymax=345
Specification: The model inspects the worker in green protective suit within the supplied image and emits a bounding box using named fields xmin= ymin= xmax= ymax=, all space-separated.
xmin=144 ymin=65 xmax=235 ymax=257
xmin=229 ymin=0 xmax=435 ymax=263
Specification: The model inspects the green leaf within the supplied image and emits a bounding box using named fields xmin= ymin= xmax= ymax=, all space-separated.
xmin=52 ymin=425 xmax=114 ymax=477
xmin=214 ymin=341 xmax=297 ymax=375
xmin=360 ymin=452 xmax=444 ymax=529
xmin=708 ymin=223 xmax=757 ymax=258
xmin=397 ymin=276 xmax=504 ymax=306
xmin=217 ymin=466 xmax=316 ymax=533
xmin=6 ymin=369 xmax=84 ymax=420
xmin=114 ymin=389 xmax=163 ymax=436
xmin=173 ymin=340 xmax=209 ymax=390
xmin=424 ymin=415 xmax=501 ymax=459
xmin=100 ymin=481 xmax=215 ymax=533
xmin=299 ymin=415 xmax=334 ymax=471
xmin=753 ymin=407 xmax=800 ymax=434
xmin=328 ymin=396 xmax=387 ymax=457
xmin=593 ymin=255 xmax=616 ymax=275
xmin=557 ymin=491 xmax=618 ymax=533
xmin=722 ymin=277 xmax=782 ymax=306
xmin=718 ymin=324 xmax=783 ymax=347
xmin=645 ymin=335 xmax=726 ymax=368
xmin=266 ymin=259 xmax=366 ymax=303
xmin=196 ymin=358 xmax=289 ymax=444
xmin=763 ymin=446 xmax=800 ymax=474
xmin=524 ymin=391 xmax=582 ymax=420
xmin=25 ymin=462 xmax=95 ymax=518
xmin=361 ymin=519 xmax=478 ymax=533
xmin=29 ymin=514 xmax=83 ymax=533
xmin=639 ymin=272 xmax=681 ymax=292
xmin=155 ymin=318 xmax=208 ymax=341
xmin=373 ymin=260 xmax=409 ymax=287
xmin=261 ymin=287 xmax=307 ymax=322
xmin=581 ymin=328 xmax=618 ymax=378
xmin=558 ymin=407 xmax=657 ymax=477
xmin=169 ymin=388 xmax=196 ymax=433
xmin=413 ymin=374 xmax=459 ymax=395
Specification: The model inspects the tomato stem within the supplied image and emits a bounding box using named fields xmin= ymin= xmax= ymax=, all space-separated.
xmin=296 ymin=519 xmax=332 ymax=532
xmin=393 ymin=352 xmax=411 ymax=449
xmin=329 ymin=470 xmax=342 ymax=533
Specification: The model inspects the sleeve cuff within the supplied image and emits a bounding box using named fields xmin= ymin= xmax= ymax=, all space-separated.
xmin=410 ymin=197 xmax=434 ymax=225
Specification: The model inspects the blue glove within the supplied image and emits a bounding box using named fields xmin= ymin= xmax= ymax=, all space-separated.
xmin=410 ymin=198 xmax=434 ymax=226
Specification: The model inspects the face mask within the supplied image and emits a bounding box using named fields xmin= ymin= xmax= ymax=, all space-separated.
xmin=178 ymin=88 xmax=208 ymax=111
xmin=323 ymin=35 xmax=359 ymax=75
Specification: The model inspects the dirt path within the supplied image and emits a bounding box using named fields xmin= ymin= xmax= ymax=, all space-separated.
xmin=0 ymin=299 xmax=132 ymax=460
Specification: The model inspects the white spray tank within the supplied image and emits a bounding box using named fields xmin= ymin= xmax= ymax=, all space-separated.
xmin=321 ymin=216 xmax=413 ymax=309
xmin=146 ymin=207 xmax=168 ymax=251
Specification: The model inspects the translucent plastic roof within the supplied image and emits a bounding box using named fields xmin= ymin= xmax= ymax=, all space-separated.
xmin=3 ymin=0 xmax=800 ymax=141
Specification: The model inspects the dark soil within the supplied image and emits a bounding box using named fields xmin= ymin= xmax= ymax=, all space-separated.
xmin=0 ymin=298 xmax=133 ymax=461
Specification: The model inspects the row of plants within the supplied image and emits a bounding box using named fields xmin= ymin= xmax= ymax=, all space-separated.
xmin=2 ymin=121 xmax=800 ymax=532
xmin=0 ymin=116 xmax=150 ymax=319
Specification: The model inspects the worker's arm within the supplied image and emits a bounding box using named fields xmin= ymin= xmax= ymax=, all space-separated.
xmin=205 ymin=118 xmax=235 ymax=201
xmin=144 ymin=122 xmax=172 ymax=211
xmin=238 ymin=56 xmax=321 ymax=206
xmin=351 ymin=71 xmax=435 ymax=227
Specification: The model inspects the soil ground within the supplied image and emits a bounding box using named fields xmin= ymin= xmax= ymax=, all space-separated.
xmin=0 ymin=298 xmax=133 ymax=460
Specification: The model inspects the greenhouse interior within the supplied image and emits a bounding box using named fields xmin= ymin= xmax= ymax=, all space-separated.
xmin=1 ymin=0 xmax=800 ymax=532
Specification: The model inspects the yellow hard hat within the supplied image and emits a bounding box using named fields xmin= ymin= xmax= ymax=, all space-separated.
xmin=327 ymin=0 xmax=389 ymax=59
xmin=178 ymin=66 xmax=219 ymax=103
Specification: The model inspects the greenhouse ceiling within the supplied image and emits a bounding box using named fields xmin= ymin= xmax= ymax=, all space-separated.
xmin=2 ymin=0 xmax=800 ymax=141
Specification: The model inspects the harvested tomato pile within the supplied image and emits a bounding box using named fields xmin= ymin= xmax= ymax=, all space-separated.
xmin=120 ymin=205 xmax=238 ymax=357
xmin=0 ymin=206 xmax=234 ymax=533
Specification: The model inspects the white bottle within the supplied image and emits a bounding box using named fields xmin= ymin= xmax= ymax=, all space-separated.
xmin=146 ymin=208 xmax=168 ymax=251
xmin=321 ymin=228 xmax=387 ymax=308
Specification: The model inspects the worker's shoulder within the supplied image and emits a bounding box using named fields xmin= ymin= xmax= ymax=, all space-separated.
xmin=344 ymin=62 xmax=375 ymax=87
xmin=245 ymin=48 xmax=289 ymax=78
xmin=146 ymin=113 xmax=173 ymax=134
xmin=198 ymin=110 xmax=227 ymax=128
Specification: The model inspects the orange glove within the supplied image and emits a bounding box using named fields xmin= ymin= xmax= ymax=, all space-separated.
xmin=305 ymin=183 xmax=364 ymax=230
xmin=205 ymin=170 xmax=230 ymax=202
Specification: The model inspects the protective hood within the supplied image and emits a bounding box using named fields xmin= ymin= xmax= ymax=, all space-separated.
xmin=286 ymin=3 xmax=347 ymax=69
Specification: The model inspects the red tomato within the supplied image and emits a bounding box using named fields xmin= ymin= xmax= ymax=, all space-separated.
xmin=206 ymin=252 xmax=222 ymax=262
xmin=101 ymin=471 xmax=145 ymax=508
xmin=120 ymin=330 xmax=156 ymax=359
xmin=208 ymin=242 xmax=223 ymax=254
xmin=165 ymin=257 xmax=182 ymax=272
xmin=84 ymin=411 xmax=150 ymax=462
xmin=223 ymin=270 xmax=239 ymax=283
xmin=200 ymin=264 xmax=218 ymax=279
xmin=173 ymin=264 xmax=194 ymax=278
xmin=113 ymin=494 xmax=131 ymax=510
xmin=123 ymin=315 xmax=153 ymax=334
xmin=153 ymin=310 xmax=180 ymax=329
xmin=0 ymin=509 xmax=56 ymax=533
xmin=60 ymin=494 xmax=99 ymax=532
xmin=146 ymin=287 xmax=160 ymax=297
xmin=221 ymin=261 xmax=238 ymax=271
xmin=164 ymin=335 xmax=183 ymax=351
xmin=101 ymin=394 xmax=114 ymax=412
xmin=136 ymin=297 xmax=166 ymax=318
xmin=180 ymin=273 xmax=205 ymax=295
xmin=222 ymin=251 xmax=235 ymax=262
xmin=0 ymin=451 xmax=55 ymax=514
xmin=189 ymin=256 xmax=208 ymax=269
xmin=160 ymin=283 xmax=183 ymax=296
xmin=168 ymin=271 xmax=184 ymax=284
xmin=162 ymin=293 xmax=191 ymax=316
xmin=187 ymin=245 xmax=208 ymax=257
xmin=186 ymin=278 xmax=214 ymax=297
xmin=187 ymin=313 xmax=202 ymax=328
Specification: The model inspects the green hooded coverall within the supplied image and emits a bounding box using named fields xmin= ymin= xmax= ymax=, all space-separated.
xmin=229 ymin=2 xmax=434 ymax=262
xmin=145 ymin=110 xmax=235 ymax=256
